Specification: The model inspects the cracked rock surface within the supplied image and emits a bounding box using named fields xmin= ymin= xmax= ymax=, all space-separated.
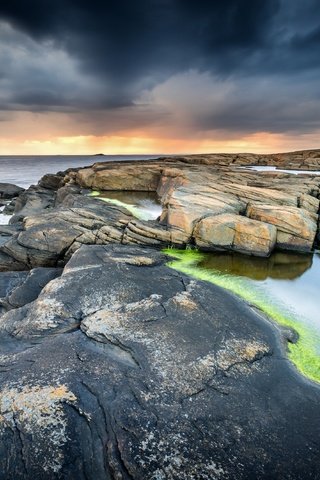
xmin=0 ymin=245 xmax=318 ymax=479
xmin=0 ymin=151 xmax=319 ymax=269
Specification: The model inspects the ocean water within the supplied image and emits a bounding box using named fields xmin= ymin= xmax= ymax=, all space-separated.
xmin=0 ymin=154 xmax=162 ymax=224
xmin=0 ymin=155 xmax=161 ymax=189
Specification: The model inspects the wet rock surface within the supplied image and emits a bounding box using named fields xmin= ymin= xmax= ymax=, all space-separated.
xmin=0 ymin=244 xmax=319 ymax=479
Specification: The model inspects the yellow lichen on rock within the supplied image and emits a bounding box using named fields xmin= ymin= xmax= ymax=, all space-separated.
xmin=0 ymin=383 xmax=77 ymax=473
xmin=216 ymin=339 xmax=270 ymax=374
xmin=172 ymin=291 xmax=198 ymax=310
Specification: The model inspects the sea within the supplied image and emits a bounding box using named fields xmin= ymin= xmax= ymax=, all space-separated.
xmin=0 ymin=155 xmax=161 ymax=189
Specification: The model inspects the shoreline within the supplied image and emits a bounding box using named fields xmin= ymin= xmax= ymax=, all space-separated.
xmin=0 ymin=150 xmax=319 ymax=477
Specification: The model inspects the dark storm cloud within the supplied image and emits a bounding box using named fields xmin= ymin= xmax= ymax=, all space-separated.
xmin=0 ymin=0 xmax=320 ymax=135
xmin=0 ymin=0 xmax=281 ymax=82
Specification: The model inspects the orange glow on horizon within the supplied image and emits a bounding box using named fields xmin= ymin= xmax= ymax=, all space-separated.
xmin=0 ymin=130 xmax=319 ymax=156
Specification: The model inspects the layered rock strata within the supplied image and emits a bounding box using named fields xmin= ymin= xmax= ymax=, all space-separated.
xmin=0 ymin=150 xmax=319 ymax=272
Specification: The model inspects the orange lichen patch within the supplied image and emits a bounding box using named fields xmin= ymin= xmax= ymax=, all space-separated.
xmin=111 ymin=255 xmax=158 ymax=266
xmin=172 ymin=291 xmax=197 ymax=310
xmin=48 ymin=384 xmax=77 ymax=401
xmin=216 ymin=339 xmax=270 ymax=373
xmin=0 ymin=383 xmax=78 ymax=473
xmin=237 ymin=341 xmax=270 ymax=361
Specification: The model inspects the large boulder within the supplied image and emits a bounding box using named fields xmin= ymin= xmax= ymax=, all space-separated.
xmin=161 ymin=187 xmax=245 ymax=241
xmin=194 ymin=213 xmax=277 ymax=256
xmin=0 ymin=182 xmax=24 ymax=199
xmin=247 ymin=204 xmax=318 ymax=252
xmin=0 ymin=245 xmax=318 ymax=478
xmin=76 ymin=164 xmax=162 ymax=191
xmin=38 ymin=173 xmax=65 ymax=190
xmin=9 ymin=185 xmax=56 ymax=224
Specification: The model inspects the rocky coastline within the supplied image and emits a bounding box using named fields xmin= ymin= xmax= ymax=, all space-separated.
xmin=0 ymin=149 xmax=319 ymax=478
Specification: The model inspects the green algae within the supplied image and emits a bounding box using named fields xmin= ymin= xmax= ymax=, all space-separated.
xmin=165 ymin=248 xmax=320 ymax=383
xmin=89 ymin=190 xmax=153 ymax=221
xmin=89 ymin=190 xmax=101 ymax=197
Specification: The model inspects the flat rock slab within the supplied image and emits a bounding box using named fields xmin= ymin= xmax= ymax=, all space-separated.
xmin=0 ymin=245 xmax=319 ymax=479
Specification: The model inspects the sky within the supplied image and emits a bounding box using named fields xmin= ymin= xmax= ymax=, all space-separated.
xmin=0 ymin=0 xmax=320 ymax=155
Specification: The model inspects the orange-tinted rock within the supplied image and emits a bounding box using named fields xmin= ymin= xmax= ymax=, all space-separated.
xmin=162 ymin=187 xmax=245 ymax=237
xmin=194 ymin=213 xmax=277 ymax=256
xmin=247 ymin=204 xmax=317 ymax=251
xmin=76 ymin=164 xmax=161 ymax=191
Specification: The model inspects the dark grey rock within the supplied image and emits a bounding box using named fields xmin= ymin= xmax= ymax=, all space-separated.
xmin=0 ymin=250 xmax=27 ymax=271
xmin=2 ymin=200 xmax=16 ymax=214
xmin=0 ymin=198 xmax=134 ymax=269
xmin=0 ymin=182 xmax=24 ymax=199
xmin=38 ymin=173 xmax=65 ymax=190
xmin=9 ymin=185 xmax=55 ymax=224
xmin=0 ymin=224 xmax=22 ymax=248
xmin=0 ymin=245 xmax=318 ymax=479
xmin=0 ymin=267 xmax=61 ymax=314
xmin=0 ymin=271 xmax=28 ymax=301
xmin=6 ymin=267 xmax=62 ymax=309
xmin=55 ymin=183 xmax=81 ymax=205
xmin=0 ymin=224 xmax=22 ymax=236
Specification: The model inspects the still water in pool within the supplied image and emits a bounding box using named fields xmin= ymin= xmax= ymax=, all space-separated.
xmin=239 ymin=165 xmax=320 ymax=175
xmin=91 ymin=190 xmax=162 ymax=221
xmin=165 ymin=248 xmax=320 ymax=383
xmin=197 ymin=251 xmax=320 ymax=330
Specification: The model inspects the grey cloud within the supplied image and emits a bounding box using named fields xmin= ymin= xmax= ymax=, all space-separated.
xmin=0 ymin=0 xmax=319 ymax=137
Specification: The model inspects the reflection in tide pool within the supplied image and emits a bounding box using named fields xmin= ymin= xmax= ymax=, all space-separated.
xmin=239 ymin=165 xmax=320 ymax=175
xmin=166 ymin=248 xmax=320 ymax=383
xmin=198 ymin=251 xmax=320 ymax=329
xmin=92 ymin=191 xmax=162 ymax=221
